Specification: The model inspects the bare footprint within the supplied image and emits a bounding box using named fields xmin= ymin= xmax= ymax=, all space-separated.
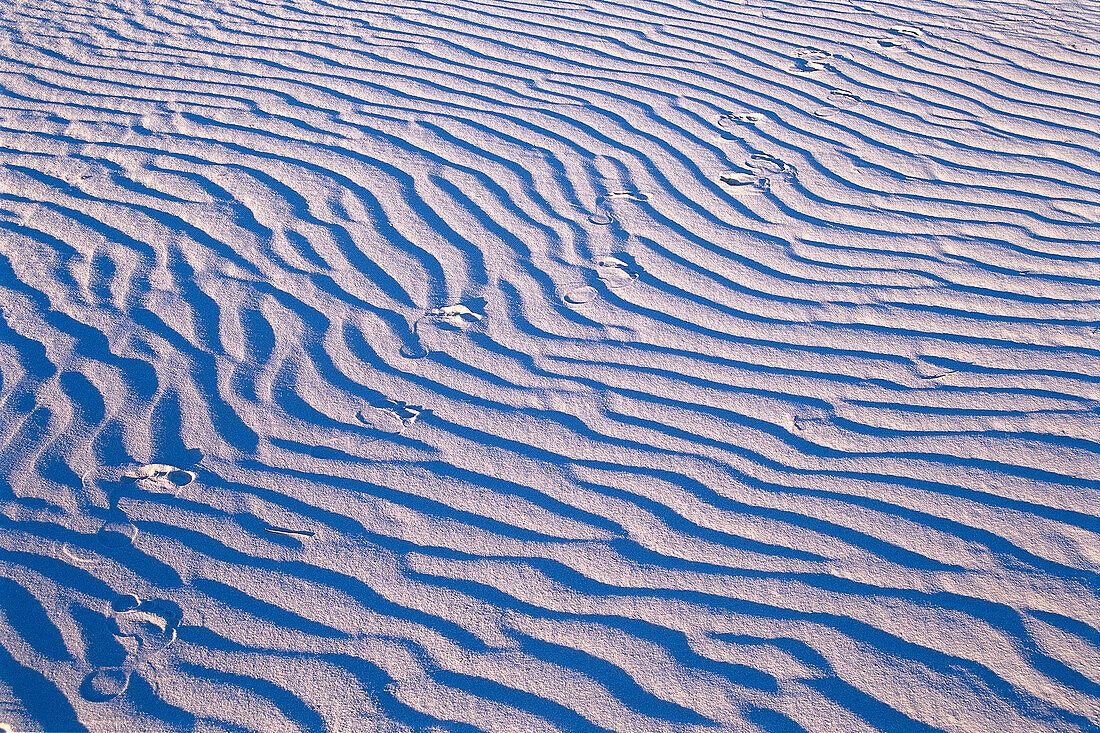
xmin=360 ymin=398 xmax=427 ymax=432
xmin=420 ymin=297 xmax=486 ymax=331
xmin=80 ymin=668 xmax=131 ymax=702
xmin=400 ymin=322 xmax=429 ymax=359
xmin=587 ymin=197 xmax=615 ymax=225
xmin=719 ymin=170 xmax=770 ymax=193
xmin=605 ymin=189 xmax=648 ymax=203
xmin=399 ymin=341 xmax=429 ymax=359
xmin=398 ymin=338 xmax=426 ymax=356
xmin=792 ymin=406 xmax=835 ymax=435
xmin=793 ymin=416 xmax=818 ymax=432
xmin=875 ymin=25 xmax=922 ymax=52
xmin=80 ymin=595 xmax=182 ymax=702
xmin=828 ymin=89 xmax=861 ymax=108
xmin=588 ymin=188 xmax=647 ymax=225
xmin=718 ymin=112 xmax=765 ymax=128
xmin=401 ymin=298 xmax=486 ymax=357
xmin=719 ymin=170 xmax=757 ymax=186
xmin=97 ymin=520 xmax=138 ymax=548
xmin=111 ymin=594 xmax=141 ymax=613
xmin=789 ymin=48 xmax=831 ymax=75
xmin=788 ymin=58 xmax=828 ymax=74
xmin=814 ymin=89 xmax=863 ymax=117
xmin=114 ymin=598 xmax=181 ymax=654
xmin=425 ymin=302 xmax=484 ymax=329
xmin=745 ymin=153 xmax=790 ymax=176
xmin=562 ymin=285 xmax=599 ymax=305
xmin=875 ymin=37 xmax=908 ymax=51
xmin=122 ymin=464 xmax=196 ymax=495
xmin=596 ymin=255 xmax=641 ymax=289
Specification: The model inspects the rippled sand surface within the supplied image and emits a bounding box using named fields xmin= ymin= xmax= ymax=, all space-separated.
xmin=0 ymin=0 xmax=1098 ymax=730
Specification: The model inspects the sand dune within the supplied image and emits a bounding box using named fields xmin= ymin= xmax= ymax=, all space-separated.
xmin=0 ymin=0 xmax=1097 ymax=729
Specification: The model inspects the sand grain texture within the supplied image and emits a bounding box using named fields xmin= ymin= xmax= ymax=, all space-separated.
xmin=0 ymin=0 xmax=1098 ymax=730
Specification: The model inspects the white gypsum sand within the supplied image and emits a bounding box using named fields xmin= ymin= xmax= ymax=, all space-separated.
xmin=0 ymin=0 xmax=1097 ymax=730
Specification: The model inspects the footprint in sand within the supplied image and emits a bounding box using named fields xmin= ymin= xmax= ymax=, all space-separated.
xmin=875 ymin=25 xmax=922 ymax=52
xmin=96 ymin=520 xmax=139 ymax=548
xmin=563 ymin=255 xmax=645 ymax=305
xmin=788 ymin=48 xmax=831 ymax=75
xmin=94 ymin=463 xmax=198 ymax=549
xmin=588 ymin=207 xmax=615 ymax=226
xmin=122 ymin=464 xmax=197 ymax=495
xmin=400 ymin=321 xmax=429 ymax=359
xmin=789 ymin=58 xmax=828 ymax=75
xmin=718 ymin=111 xmax=765 ymax=129
xmin=719 ymin=169 xmax=770 ymax=194
xmin=586 ymin=196 xmax=616 ymax=225
xmin=113 ymin=597 xmax=182 ymax=654
xmin=587 ymin=189 xmax=647 ymax=225
xmin=828 ymin=89 xmax=862 ymax=106
xmin=358 ymin=398 xmax=428 ymax=433
xmin=401 ymin=298 xmax=487 ymax=358
xmin=814 ymin=89 xmax=863 ymax=117
xmin=875 ymin=37 xmax=908 ymax=51
xmin=605 ymin=189 xmax=648 ymax=203
xmin=890 ymin=25 xmax=923 ymax=37
xmin=596 ymin=255 xmax=641 ymax=289
xmin=792 ymin=407 xmax=835 ymax=435
xmin=112 ymin=594 xmax=141 ymax=613
xmin=424 ymin=300 xmax=485 ymax=329
xmin=745 ymin=153 xmax=796 ymax=182
xmin=562 ymin=284 xmax=600 ymax=305
xmin=81 ymin=667 xmax=131 ymax=702
xmin=793 ymin=416 xmax=814 ymax=432
xmin=80 ymin=596 xmax=181 ymax=703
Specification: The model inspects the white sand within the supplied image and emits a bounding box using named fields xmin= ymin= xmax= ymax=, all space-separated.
xmin=0 ymin=0 xmax=1097 ymax=730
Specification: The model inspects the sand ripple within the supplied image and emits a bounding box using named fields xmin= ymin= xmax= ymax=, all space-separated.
xmin=0 ymin=0 xmax=1097 ymax=729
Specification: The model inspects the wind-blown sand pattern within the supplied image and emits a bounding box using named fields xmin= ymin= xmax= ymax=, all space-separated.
xmin=0 ymin=0 xmax=1098 ymax=729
